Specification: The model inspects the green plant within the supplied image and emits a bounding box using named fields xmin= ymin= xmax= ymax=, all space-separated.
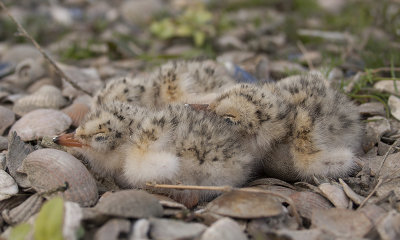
xmin=150 ymin=3 xmax=215 ymax=47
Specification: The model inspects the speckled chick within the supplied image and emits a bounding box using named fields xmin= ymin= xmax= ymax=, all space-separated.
xmin=208 ymin=73 xmax=362 ymax=181
xmin=55 ymin=100 xmax=255 ymax=207
xmin=94 ymin=60 xmax=236 ymax=109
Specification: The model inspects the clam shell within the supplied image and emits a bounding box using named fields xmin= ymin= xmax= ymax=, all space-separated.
xmin=206 ymin=190 xmax=284 ymax=219
xmin=13 ymin=85 xmax=68 ymax=116
xmin=62 ymin=102 xmax=90 ymax=127
xmin=0 ymin=170 xmax=18 ymax=201
xmin=94 ymin=190 xmax=163 ymax=218
xmin=9 ymin=109 xmax=72 ymax=141
xmin=289 ymin=191 xmax=333 ymax=219
xmin=2 ymin=194 xmax=44 ymax=225
xmin=15 ymin=58 xmax=46 ymax=88
xmin=19 ymin=149 xmax=98 ymax=207
xmin=0 ymin=105 xmax=15 ymax=135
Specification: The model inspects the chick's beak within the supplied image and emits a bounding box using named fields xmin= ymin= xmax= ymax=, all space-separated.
xmin=53 ymin=132 xmax=84 ymax=147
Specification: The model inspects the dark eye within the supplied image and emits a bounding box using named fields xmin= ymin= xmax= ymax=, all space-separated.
xmin=94 ymin=134 xmax=108 ymax=142
xmin=223 ymin=114 xmax=236 ymax=124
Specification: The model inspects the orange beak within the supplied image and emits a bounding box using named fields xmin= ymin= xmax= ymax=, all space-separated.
xmin=186 ymin=104 xmax=209 ymax=111
xmin=53 ymin=132 xmax=85 ymax=148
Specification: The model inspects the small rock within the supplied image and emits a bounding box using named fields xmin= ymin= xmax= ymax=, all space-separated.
xmin=376 ymin=210 xmax=400 ymax=240
xmin=269 ymin=61 xmax=306 ymax=79
xmin=362 ymin=116 xmax=391 ymax=152
xmin=201 ymin=217 xmax=247 ymax=240
xmin=0 ymin=137 xmax=8 ymax=151
xmin=298 ymin=51 xmax=322 ymax=65
xmin=318 ymin=0 xmax=346 ymax=14
xmin=149 ymin=218 xmax=206 ymax=240
xmin=0 ymin=170 xmax=18 ymax=201
xmin=63 ymin=201 xmax=83 ymax=240
xmin=1 ymin=45 xmax=41 ymax=65
xmin=358 ymin=102 xmax=386 ymax=117
xmin=0 ymin=105 xmax=15 ymax=135
xmin=388 ymin=95 xmax=400 ymax=121
xmin=374 ymin=80 xmax=400 ymax=95
xmin=120 ymin=0 xmax=165 ymax=25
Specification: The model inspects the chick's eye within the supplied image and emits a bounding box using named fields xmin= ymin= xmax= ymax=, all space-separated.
xmin=223 ymin=114 xmax=236 ymax=124
xmin=94 ymin=134 xmax=108 ymax=142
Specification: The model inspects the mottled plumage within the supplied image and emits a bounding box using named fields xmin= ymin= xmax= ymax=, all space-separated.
xmin=209 ymin=73 xmax=362 ymax=181
xmin=57 ymin=101 xmax=255 ymax=207
xmin=94 ymin=60 xmax=236 ymax=109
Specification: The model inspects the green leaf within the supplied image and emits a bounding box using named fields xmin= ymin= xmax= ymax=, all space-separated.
xmin=9 ymin=223 xmax=32 ymax=240
xmin=150 ymin=19 xmax=175 ymax=39
xmin=34 ymin=197 xmax=64 ymax=240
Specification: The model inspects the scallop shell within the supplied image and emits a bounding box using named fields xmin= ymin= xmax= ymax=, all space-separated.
xmin=9 ymin=109 xmax=72 ymax=141
xmin=0 ymin=105 xmax=15 ymax=135
xmin=318 ymin=183 xmax=350 ymax=209
xmin=13 ymin=85 xmax=68 ymax=116
xmin=2 ymin=193 xmax=44 ymax=225
xmin=19 ymin=148 xmax=98 ymax=207
xmin=0 ymin=170 xmax=19 ymax=201
xmin=62 ymin=102 xmax=90 ymax=127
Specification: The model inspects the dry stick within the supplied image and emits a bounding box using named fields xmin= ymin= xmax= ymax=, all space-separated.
xmin=296 ymin=41 xmax=314 ymax=70
xmin=146 ymin=183 xmax=303 ymax=227
xmin=0 ymin=1 xmax=92 ymax=96
xmin=358 ymin=137 xmax=400 ymax=208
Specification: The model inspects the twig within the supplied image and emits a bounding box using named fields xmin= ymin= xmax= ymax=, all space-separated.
xmin=146 ymin=183 xmax=303 ymax=227
xmin=358 ymin=178 xmax=383 ymax=208
xmin=0 ymin=1 xmax=92 ymax=96
xmin=296 ymin=41 xmax=314 ymax=70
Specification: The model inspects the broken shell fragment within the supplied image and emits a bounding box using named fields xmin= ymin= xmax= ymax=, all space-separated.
xmin=13 ymin=85 xmax=68 ymax=116
xmin=289 ymin=191 xmax=333 ymax=219
xmin=0 ymin=170 xmax=18 ymax=201
xmin=318 ymin=183 xmax=350 ymax=209
xmin=15 ymin=58 xmax=46 ymax=88
xmin=9 ymin=109 xmax=72 ymax=141
xmin=19 ymin=148 xmax=98 ymax=207
xmin=2 ymin=194 xmax=44 ymax=225
xmin=0 ymin=106 xmax=15 ymax=135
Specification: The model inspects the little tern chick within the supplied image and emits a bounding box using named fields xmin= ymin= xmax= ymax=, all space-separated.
xmin=208 ymin=73 xmax=362 ymax=181
xmin=94 ymin=60 xmax=236 ymax=109
xmin=55 ymin=101 xmax=255 ymax=207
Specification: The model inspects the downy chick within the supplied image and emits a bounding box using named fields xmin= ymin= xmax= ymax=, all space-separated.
xmin=55 ymin=101 xmax=255 ymax=207
xmin=94 ymin=60 xmax=236 ymax=109
xmin=208 ymin=73 xmax=362 ymax=181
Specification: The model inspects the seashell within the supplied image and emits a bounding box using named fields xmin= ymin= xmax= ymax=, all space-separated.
xmin=94 ymin=218 xmax=131 ymax=240
xmin=26 ymin=78 xmax=54 ymax=94
xmin=9 ymin=109 xmax=72 ymax=141
xmin=311 ymin=209 xmax=373 ymax=238
xmin=0 ymin=105 xmax=15 ymax=135
xmin=2 ymin=44 xmax=41 ymax=65
xmin=15 ymin=58 xmax=46 ymax=88
xmin=2 ymin=193 xmax=44 ymax=225
xmin=206 ymin=190 xmax=284 ymax=219
xmin=200 ymin=217 xmax=247 ymax=240
xmin=13 ymin=85 xmax=68 ymax=116
xmin=94 ymin=190 xmax=163 ymax=218
xmin=0 ymin=195 xmax=29 ymax=213
xmin=289 ymin=191 xmax=333 ymax=219
xmin=19 ymin=148 xmax=98 ymax=207
xmin=73 ymin=94 xmax=92 ymax=105
xmin=318 ymin=183 xmax=350 ymax=209
xmin=0 ymin=152 xmax=6 ymax=169
xmin=6 ymin=132 xmax=34 ymax=188
xmin=62 ymin=102 xmax=90 ymax=127
xmin=0 ymin=170 xmax=18 ymax=201
xmin=376 ymin=210 xmax=400 ymax=240
xmin=0 ymin=136 xmax=8 ymax=151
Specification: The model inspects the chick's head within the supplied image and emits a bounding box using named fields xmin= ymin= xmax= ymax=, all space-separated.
xmin=75 ymin=104 xmax=130 ymax=152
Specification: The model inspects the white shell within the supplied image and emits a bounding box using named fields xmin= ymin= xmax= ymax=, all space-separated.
xmin=388 ymin=95 xmax=400 ymax=121
xmin=9 ymin=109 xmax=72 ymax=141
xmin=13 ymin=85 xmax=68 ymax=116
xmin=0 ymin=169 xmax=18 ymax=201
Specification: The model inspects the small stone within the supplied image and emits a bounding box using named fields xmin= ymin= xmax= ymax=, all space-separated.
xmin=149 ymin=218 xmax=206 ymax=240
xmin=131 ymin=219 xmax=150 ymax=240
xmin=94 ymin=218 xmax=131 ymax=240
xmin=358 ymin=102 xmax=386 ymax=117
xmin=374 ymin=80 xmax=400 ymax=95
xmin=0 ymin=136 xmax=8 ymax=151
xmin=201 ymin=217 xmax=247 ymax=240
